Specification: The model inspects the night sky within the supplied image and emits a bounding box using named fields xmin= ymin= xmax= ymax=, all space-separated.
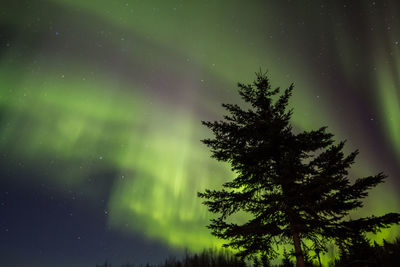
xmin=1 ymin=1 xmax=399 ymax=266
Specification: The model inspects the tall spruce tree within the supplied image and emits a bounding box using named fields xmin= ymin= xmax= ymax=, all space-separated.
xmin=198 ymin=72 xmax=400 ymax=267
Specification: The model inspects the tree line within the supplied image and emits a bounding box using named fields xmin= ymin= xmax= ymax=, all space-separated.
xmin=96 ymin=237 xmax=400 ymax=267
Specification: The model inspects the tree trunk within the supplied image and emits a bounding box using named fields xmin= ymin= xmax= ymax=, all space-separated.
xmin=291 ymin=227 xmax=305 ymax=267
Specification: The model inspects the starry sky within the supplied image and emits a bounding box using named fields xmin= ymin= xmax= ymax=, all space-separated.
xmin=0 ymin=1 xmax=399 ymax=266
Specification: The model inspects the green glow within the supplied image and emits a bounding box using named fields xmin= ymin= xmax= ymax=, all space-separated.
xmin=366 ymin=1 xmax=400 ymax=164
xmin=0 ymin=61 xmax=143 ymax=187
xmin=108 ymin=109 xmax=232 ymax=249
xmin=373 ymin=48 xmax=400 ymax=163
xmin=0 ymin=58 xmax=232 ymax=248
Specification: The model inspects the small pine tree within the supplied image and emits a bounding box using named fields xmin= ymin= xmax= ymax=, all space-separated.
xmin=198 ymin=71 xmax=400 ymax=267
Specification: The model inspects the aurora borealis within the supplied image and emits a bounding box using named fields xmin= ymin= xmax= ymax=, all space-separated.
xmin=0 ymin=1 xmax=399 ymax=266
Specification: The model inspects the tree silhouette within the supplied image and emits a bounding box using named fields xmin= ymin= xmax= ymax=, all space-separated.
xmin=198 ymin=71 xmax=400 ymax=267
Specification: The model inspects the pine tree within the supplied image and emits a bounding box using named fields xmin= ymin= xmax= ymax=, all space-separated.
xmin=198 ymin=71 xmax=400 ymax=267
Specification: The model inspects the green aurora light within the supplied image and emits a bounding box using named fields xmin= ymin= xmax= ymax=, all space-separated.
xmin=0 ymin=1 xmax=399 ymax=263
